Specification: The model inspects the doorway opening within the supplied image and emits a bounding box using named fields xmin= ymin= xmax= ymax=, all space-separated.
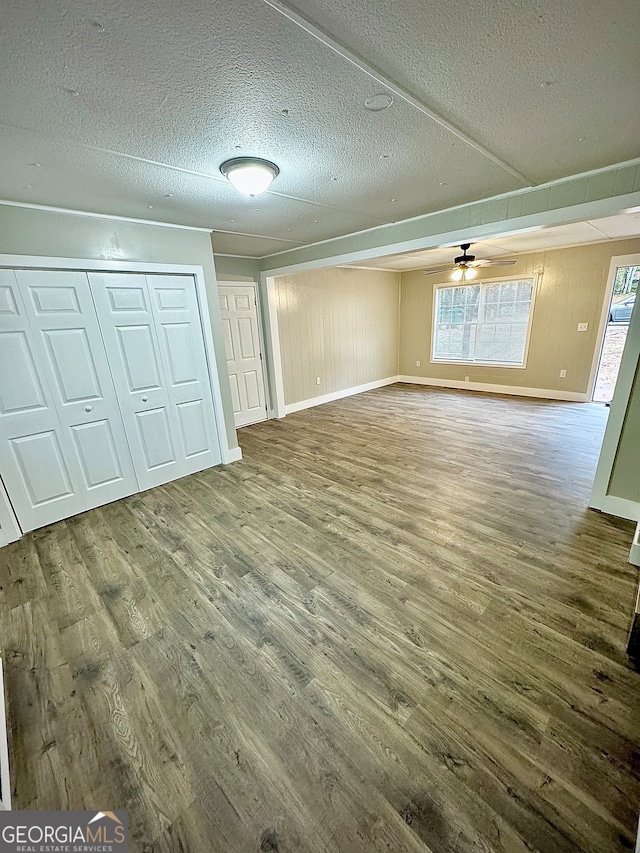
xmin=592 ymin=264 xmax=639 ymax=402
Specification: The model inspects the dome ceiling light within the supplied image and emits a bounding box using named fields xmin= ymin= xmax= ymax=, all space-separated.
xmin=219 ymin=157 xmax=280 ymax=196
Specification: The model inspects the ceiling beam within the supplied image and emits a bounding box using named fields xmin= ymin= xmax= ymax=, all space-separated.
xmin=261 ymin=0 xmax=534 ymax=187
xmin=259 ymin=160 xmax=640 ymax=274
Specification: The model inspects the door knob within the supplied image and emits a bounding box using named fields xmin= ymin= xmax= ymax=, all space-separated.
xmin=141 ymin=396 xmax=148 ymax=402
xmin=85 ymin=406 xmax=92 ymax=412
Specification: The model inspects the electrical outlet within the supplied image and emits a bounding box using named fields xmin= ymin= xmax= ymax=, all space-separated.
xmin=415 ymin=360 xmax=421 ymax=367
xmin=316 ymin=376 xmax=321 ymax=385
xmin=464 ymin=375 xmax=470 ymax=382
xmin=577 ymin=322 xmax=588 ymax=332
xmin=560 ymin=369 xmax=567 ymax=378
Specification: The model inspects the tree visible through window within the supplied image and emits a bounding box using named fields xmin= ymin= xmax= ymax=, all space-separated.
xmin=433 ymin=278 xmax=535 ymax=366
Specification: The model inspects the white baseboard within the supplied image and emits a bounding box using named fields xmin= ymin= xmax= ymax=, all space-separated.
xmin=222 ymin=447 xmax=243 ymax=464
xmin=283 ymin=373 xmax=590 ymax=415
xmin=396 ymin=375 xmax=590 ymax=403
xmin=284 ymin=376 xmax=400 ymax=415
xmin=630 ymin=524 xmax=640 ymax=567
xmin=589 ymin=493 xmax=640 ymax=523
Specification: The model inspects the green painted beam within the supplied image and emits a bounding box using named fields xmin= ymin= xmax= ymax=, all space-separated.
xmin=259 ymin=160 xmax=640 ymax=275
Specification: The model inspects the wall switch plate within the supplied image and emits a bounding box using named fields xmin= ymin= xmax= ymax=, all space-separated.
xmin=560 ymin=369 xmax=567 ymax=378
xmin=416 ymin=360 xmax=421 ymax=367
xmin=316 ymin=377 xmax=321 ymax=385
xmin=464 ymin=375 xmax=470 ymax=382
xmin=577 ymin=322 xmax=588 ymax=332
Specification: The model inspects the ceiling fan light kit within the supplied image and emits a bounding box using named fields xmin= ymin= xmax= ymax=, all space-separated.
xmin=451 ymin=265 xmax=478 ymax=281
xmin=422 ymin=243 xmax=517 ymax=280
xmin=220 ymin=157 xmax=280 ymax=196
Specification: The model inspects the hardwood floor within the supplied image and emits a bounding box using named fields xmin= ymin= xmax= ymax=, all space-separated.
xmin=1 ymin=384 xmax=639 ymax=852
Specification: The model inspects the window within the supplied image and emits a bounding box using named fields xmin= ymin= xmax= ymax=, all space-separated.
xmin=432 ymin=278 xmax=535 ymax=366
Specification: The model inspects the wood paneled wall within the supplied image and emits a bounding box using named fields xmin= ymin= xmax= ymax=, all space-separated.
xmin=275 ymin=267 xmax=400 ymax=406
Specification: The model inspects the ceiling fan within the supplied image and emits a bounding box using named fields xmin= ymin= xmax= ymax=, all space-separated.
xmin=422 ymin=244 xmax=516 ymax=281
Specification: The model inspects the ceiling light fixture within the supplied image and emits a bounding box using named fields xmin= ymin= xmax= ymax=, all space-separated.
xmin=451 ymin=264 xmax=478 ymax=281
xmin=220 ymin=157 xmax=279 ymax=196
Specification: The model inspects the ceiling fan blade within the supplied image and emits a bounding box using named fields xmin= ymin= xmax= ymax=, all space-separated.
xmin=422 ymin=266 xmax=455 ymax=275
xmin=473 ymin=258 xmax=517 ymax=266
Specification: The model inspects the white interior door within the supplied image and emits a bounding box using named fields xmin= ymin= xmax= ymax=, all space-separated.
xmin=218 ymin=284 xmax=267 ymax=427
xmin=15 ymin=270 xmax=138 ymax=512
xmin=0 ymin=269 xmax=137 ymax=532
xmin=88 ymin=273 xmax=221 ymax=490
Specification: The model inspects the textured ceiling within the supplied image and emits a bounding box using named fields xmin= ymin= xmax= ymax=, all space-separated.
xmin=344 ymin=213 xmax=640 ymax=270
xmin=0 ymin=0 xmax=638 ymax=257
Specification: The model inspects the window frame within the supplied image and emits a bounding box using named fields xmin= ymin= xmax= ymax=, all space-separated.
xmin=430 ymin=272 xmax=538 ymax=369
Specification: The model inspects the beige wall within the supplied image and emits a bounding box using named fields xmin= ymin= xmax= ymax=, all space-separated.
xmin=275 ymin=266 xmax=400 ymax=406
xmin=0 ymin=205 xmax=238 ymax=451
xmin=400 ymin=238 xmax=640 ymax=395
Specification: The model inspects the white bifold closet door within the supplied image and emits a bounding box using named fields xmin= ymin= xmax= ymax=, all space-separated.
xmin=0 ymin=269 xmax=138 ymax=531
xmin=0 ymin=268 xmax=222 ymax=534
xmin=88 ymin=273 xmax=221 ymax=490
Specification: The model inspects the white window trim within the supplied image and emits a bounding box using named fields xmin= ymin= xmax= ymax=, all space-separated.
xmin=430 ymin=272 xmax=539 ymax=369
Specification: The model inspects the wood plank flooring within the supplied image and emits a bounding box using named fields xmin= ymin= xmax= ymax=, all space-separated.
xmin=1 ymin=384 xmax=639 ymax=852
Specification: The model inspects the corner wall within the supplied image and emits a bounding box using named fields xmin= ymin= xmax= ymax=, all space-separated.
xmin=0 ymin=205 xmax=238 ymax=452
xmin=212 ymin=251 xmax=260 ymax=283
xmin=399 ymin=238 xmax=640 ymax=398
xmin=274 ymin=266 xmax=400 ymax=409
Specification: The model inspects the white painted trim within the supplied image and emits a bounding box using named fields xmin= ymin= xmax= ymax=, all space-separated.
xmin=629 ymin=524 xmax=640 ymax=566
xmin=0 ymin=255 xmax=207 ymax=275
xmin=337 ymin=264 xmax=397 ymax=272
xmin=590 ymin=255 xmax=640 ymax=517
xmin=189 ymin=268 xmax=234 ymax=464
xmin=587 ymin=253 xmax=640 ymax=401
xmin=0 ymin=199 xmax=212 ymax=232
xmin=590 ymin=495 xmax=640 ymax=523
xmin=284 ymin=376 xmax=400 ymax=414
xmin=0 ymin=659 xmax=11 ymax=810
xmin=222 ymin=447 xmax=243 ymax=463
xmin=0 ymin=478 xmax=21 ymax=548
xmin=260 ymin=274 xmax=286 ymax=418
xmin=215 ymin=253 xmax=263 ymax=260
xmin=0 ymin=254 xmax=233 ymax=465
xmin=397 ymin=375 xmax=590 ymax=402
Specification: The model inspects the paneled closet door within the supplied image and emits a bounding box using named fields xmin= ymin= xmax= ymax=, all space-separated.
xmin=146 ymin=275 xmax=221 ymax=471
xmin=0 ymin=270 xmax=85 ymax=530
xmin=0 ymin=270 xmax=137 ymax=532
xmin=88 ymin=273 xmax=221 ymax=491
xmin=14 ymin=270 xmax=138 ymax=514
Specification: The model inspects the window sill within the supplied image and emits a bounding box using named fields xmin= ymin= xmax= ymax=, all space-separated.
xmin=430 ymin=358 xmax=527 ymax=369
